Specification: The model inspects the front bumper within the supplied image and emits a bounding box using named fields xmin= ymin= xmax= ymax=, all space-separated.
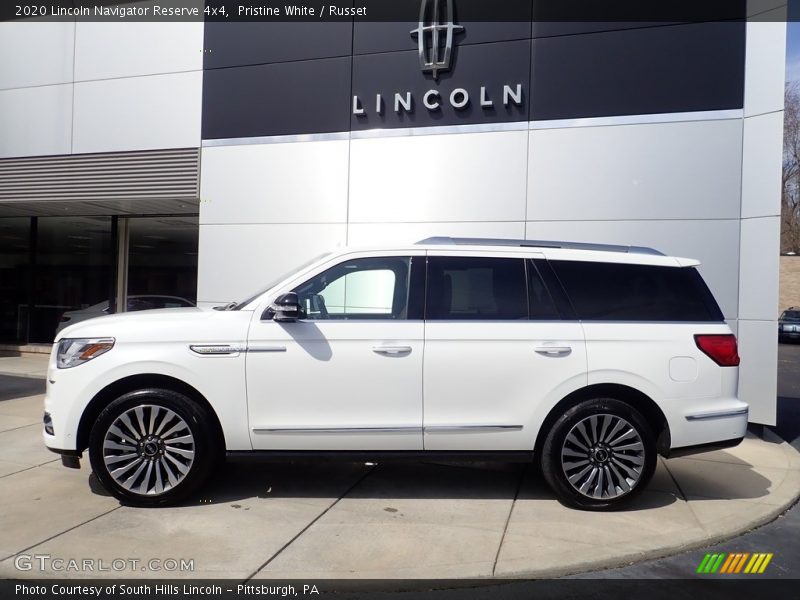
xmin=46 ymin=446 xmax=82 ymax=468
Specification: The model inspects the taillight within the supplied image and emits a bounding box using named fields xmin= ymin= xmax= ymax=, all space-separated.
xmin=694 ymin=334 xmax=740 ymax=367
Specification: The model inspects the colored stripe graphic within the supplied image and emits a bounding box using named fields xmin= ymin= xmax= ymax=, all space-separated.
xmin=697 ymin=552 xmax=773 ymax=574
xmin=710 ymin=553 xmax=726 ymax=573
xmin=696 ymin=554 xmax=712 ymax=573
xmin=758 ymin=553 xmax=773 ymax=573
xmin=719 ymin=553 xmax=736 ymax=573
xmin=734 ymin=553 xmax=749 ymax=573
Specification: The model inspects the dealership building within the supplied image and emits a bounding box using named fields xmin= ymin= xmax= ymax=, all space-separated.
xmin=0 ymin=2 xmax=788 ymax=424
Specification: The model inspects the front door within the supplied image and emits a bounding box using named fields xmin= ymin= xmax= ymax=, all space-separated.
xmin=246 ymin=253 xmax=425 ymax=450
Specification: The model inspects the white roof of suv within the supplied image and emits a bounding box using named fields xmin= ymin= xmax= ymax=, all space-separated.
xmin=347 ymin=237 xmax=701 ymax=268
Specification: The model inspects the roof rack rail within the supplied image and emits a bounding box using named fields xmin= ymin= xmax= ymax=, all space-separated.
xmin=415 ymin=236 xmax=664 ymax=256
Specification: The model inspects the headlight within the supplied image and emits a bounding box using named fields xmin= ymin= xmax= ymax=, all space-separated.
xmin=56 ymin=338 xmax=115 ymax=369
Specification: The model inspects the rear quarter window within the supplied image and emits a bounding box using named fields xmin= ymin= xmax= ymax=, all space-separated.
xmin=549 ymin=261 xmax=724 ymax=322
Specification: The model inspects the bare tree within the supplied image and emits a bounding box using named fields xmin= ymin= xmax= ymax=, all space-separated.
xmin=784 ymin=83 xmax=800 ymax=253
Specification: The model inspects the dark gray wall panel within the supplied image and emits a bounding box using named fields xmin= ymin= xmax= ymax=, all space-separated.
xmin=202 ymin=57 xmax=352 ymax=139
xmin=531 ymin=21 xmax=745 ymax=120
xmin=351 ymin=39 xmax=531 ymax=130
xmin=354 ymin=20 xmax=533 ymax=55
xmin=204 ymin=22 xmax=353 ymax=69
xmin=532 ymin=22 xmax=677 ymax=38
xmin=353 ymin=0 xmax=532 ymax=54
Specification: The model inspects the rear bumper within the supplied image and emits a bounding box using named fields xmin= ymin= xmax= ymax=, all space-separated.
xmin=663 ymin=436 xmax=743 ymax=459
xmin=664 ymin=397 xmax=748 ymax=450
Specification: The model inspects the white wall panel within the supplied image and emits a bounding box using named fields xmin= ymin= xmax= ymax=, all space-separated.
xmin=737 ymin=319 xmax=778 ymax=425
xmin=741 ymin=112 xmax=783 ymax=218
xmin=0 ymin=22 xmax=74 ymax=90
xmin=727 ymin=318 xmax=738 ymax=337
xmin=200 ymin=141 xmax=349 ymax=225
xmin=0 ymin=85 xmax=73 ymax=159
xmin=528 ymin=119 xmax=743 ymax=221
xmin=72 ymin=72 xmax=202 ymax=153
xmin=346 ymin=221 xmax=525 ymax=246
xmin=75 ymin=21 xmax=203 ymax=81
xmin=525 ymin=219 xmax=740 ymax=319
xmin=197 ymin=223 xmax=347 ymax=304
xmin=739 ymin=216 xmax=780 ymax=321
xmin=348 ymin=130 xmax=528 ymax=223
xmin=743 ymin=6 xmax=787 ymax=117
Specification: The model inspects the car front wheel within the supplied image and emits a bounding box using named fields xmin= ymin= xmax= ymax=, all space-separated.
xmin=540 ymin=398 xmax=657 ymax=510
xmin=88 ymin=388 xmax=218 ymax=506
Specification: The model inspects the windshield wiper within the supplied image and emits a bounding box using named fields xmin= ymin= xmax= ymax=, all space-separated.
xmin=213 ymin=301 xmax=238 ymax=311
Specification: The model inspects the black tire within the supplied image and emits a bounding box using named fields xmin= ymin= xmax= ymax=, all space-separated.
xmin=88 ymin=388 xmax=219 ymax=507
xmin=540 ymin=398 xmax=657 ymax=511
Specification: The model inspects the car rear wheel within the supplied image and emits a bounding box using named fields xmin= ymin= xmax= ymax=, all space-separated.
xmin=540 ymin=398 xmax=657 ymax=510
xmin=88 ymin=388 xmax=218 ymax=506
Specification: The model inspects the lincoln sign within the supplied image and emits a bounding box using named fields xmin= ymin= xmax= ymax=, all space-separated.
xmin=352 ymin=84 xmax=523 ymax=116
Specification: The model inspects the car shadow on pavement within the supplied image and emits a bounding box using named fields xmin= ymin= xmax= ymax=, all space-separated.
xmin=662 ymin=455 xmax=777 ymax=503
xmin=86 ymin=459 xmax=691 ymax=511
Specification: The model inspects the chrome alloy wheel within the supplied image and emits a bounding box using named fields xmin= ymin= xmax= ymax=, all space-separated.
xmin=102 ymin=405 xmax=195 ymax=496
xmin=560 ymin=413 xmax=645 ymax=499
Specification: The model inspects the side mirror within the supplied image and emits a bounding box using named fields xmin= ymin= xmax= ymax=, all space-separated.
xmin=267 ymin=292 xmax=303 ymax=322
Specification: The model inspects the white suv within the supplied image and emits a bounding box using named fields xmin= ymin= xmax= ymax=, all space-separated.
xmin=44 ymin=237 xmax=747 ymax=510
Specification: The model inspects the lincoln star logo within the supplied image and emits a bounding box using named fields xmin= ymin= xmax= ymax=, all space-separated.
xmin=411 ymin=0 xmax=464 ymax=80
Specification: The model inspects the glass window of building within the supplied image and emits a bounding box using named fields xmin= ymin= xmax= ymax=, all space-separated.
xmin=126 ymin=217 xmax=198 ymax=309
xmin=0 ymin=218 xmax=31 ymax=343
xmin=36 ymin=217 xmax=113 ymax=343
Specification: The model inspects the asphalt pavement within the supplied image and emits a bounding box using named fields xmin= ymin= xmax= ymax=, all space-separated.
xmin=0 ymin=375 xmax=43 ymax=402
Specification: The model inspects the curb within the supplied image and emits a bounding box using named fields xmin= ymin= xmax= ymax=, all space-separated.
xmin=496 ymin=434 xmax=800 ymax=579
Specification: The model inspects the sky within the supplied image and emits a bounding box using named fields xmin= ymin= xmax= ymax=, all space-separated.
xmin=787 ymin=22 xmax=800 ymax=83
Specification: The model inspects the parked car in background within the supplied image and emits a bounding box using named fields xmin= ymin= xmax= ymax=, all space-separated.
xmin=55 ymin=296 xmax=195 ymax=335
xmin=779 ymin=308 xmax=800 ymax=343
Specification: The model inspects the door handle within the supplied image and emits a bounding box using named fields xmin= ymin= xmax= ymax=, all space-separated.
xmin=372 ymin=345 xmax=412 ymax=355
xmin=534 ymin=346 xmax=572 ymax=357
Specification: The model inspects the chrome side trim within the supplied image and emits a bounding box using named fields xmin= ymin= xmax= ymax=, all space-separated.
xmin=253 ymin=426 xmax=421 ymax=434
xmin=253 ymin=425 xmax=524 ymax=434
xmin=685 ymin=408 xmax=749 ymax=421
xmin=424 ymin=425 xmax=524 ymax=433
xmin=247 ymin=345 xmax=287 ymax=353
xmin=189 ymin=344 xmax=241 ymax=356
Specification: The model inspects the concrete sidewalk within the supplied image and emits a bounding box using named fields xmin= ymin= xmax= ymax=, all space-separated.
xmin=0 ymin=385 xmax=797 ymax=580
xmin=0 ymin=353 xmax=49 ymax=379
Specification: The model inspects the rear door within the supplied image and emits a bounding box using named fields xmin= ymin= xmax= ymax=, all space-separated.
xmin=422 ymin=252 xmax=587 ymax=450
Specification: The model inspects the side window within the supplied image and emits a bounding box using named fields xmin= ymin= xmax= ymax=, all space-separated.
xmin=549 ymin=261 xmax=723 ymax=322
xmin=292 ymin=257 xmax=411 ymax=320
xmin=426 ymin=257 xmax=528 ymax=320
xmin=527 ymin=261 xmax=560 ymax=320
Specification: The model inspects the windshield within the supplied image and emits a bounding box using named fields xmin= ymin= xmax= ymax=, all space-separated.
xmin=234 ymin=253 xmax=332 ymax=309
xmin=781 ymin=310 xmax=800 ymax=322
